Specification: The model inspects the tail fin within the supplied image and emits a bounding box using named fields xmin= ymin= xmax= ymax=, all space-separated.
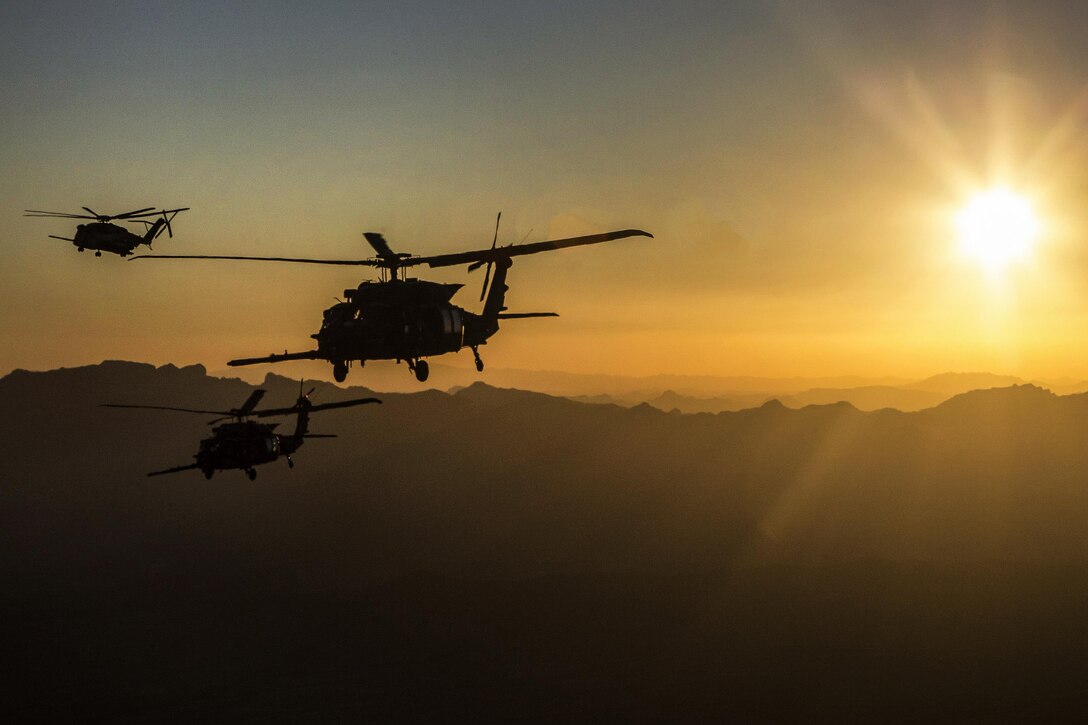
xmin=482 ymin=257 xmax=512 ymax=322
xmin=469 ymin=256 xmax=512 ymax=343
xmin=142 ymin=218 xmax=166 ymax=246
xmin=292 ymin=395 xmax=313 ymax=439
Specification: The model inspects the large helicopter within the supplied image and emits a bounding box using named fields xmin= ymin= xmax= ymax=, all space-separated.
xmin=103 ymin=384 xmax=380 ymax=479
xmin=133 ymin=215 xmax=652 ymax=383
xmin=24 ymin=205 xmax=189 ymax=257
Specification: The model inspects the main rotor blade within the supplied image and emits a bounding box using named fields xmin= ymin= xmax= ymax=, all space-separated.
xmin=110 ymin=206 xmax=157 ymax=219
xmin=363 ymin=232 xmax=398 ymax=260
xmin=235 ymin=389 xmax=266 ymax=415
xmin=417 ymin=228 xmax=654 ymax=268
xmin=114 ymin=206 xmax=190 ymax=220
xmin=48 ymin=235 xmax=76 ymax=241
xmin=24 ymin=210 xmax=98 ymax=219
xmin=102 ymin=403 xmax=231 ymax=415
xmin=82 ymin=207 xmax=100 ymax=218
xmin=130 ymin=254 xmax=382 ymax=266
xmin=306 ymin=397 xmax=382 ymax=413
xmin=251 ymin=396 xmax=381 ymax=418
xmin=129 ymin=225 xmax=650 ymax=270
xmin=147 ymin=463 xmax=202 ymax=477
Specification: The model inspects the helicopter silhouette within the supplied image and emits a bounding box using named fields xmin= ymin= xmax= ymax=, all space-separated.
xmin=103 ymin=384 xmax=380 ymax=479
xmin=24 ymin=205 xmax=189 ymax=257
xmin=133 ymin=215 xmax=652 ymax=382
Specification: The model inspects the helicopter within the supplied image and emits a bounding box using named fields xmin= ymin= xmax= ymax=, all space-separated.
xmin=132 ymin=215 xmax=652 ymax=383
xmin=103 ymin=384 xmax=380 ymax=479
xmin=24 ymin=205 xmax=189 ymax=257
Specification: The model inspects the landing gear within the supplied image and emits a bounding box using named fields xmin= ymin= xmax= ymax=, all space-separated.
xmin=407 ymin=358 xmax=429 ymax=382
xmin=286 ymin=456 xmax=294 ymax=469
xmin=94 ymin=251 xmax=102 ymax=257
xmin=471 ymin=346 xmax=484 ymax=372
xmin=246 ymin=468 xmax=257 ymax=481
xmin=203 ymin=469 xmax=213 ymax=480
xmin=77 ymin=247 xmax=84 ymax=252
xmin=333 ymin=361 xmax=348 ymax=383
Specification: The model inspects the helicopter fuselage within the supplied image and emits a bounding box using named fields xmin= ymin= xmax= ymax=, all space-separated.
xmin=314 ymin=279 xmax=477 ymax=360
xmin=73 ymin=222 xmax=147 ymax=256
xmin=226 ymin=258 xmax=520 ymax=383
xmin=195 ymin=421 xmax=287 ymax=475
xmin=304 ymin=276 xmax=504 ymax=382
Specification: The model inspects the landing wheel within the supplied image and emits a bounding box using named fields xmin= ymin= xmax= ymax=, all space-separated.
xmin=287 ymin=456 xmax=294 ymax=469
xmin=203 ymin=469 xmax=213 ymax=480
xmin=414 ymin=359 xmax=429 ymax=382
xmin=94 ymin=251 xmax=102 ymax=257
xmin=472 ymin=347 xmax=484 ymax=372
xmin=246 ymin=468 xmax=257 ymax=481
xmin=333 ymin=361 xmax=348 ymax=383
xmin=77 ymin=247 xmax=84 ymax=252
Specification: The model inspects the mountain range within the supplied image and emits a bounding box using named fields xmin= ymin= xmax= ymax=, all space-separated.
xmin=5 ymin=361 xmax=1088 ymax=720
xmin=214 ymin=357 xmax=1087 ymax=413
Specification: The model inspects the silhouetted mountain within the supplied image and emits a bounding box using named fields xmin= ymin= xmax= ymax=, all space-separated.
xmin=646 ymin=388 xmax=775 ymax=413
xmin=5 ymin=362 xmax=1088 ymax=720
xmin=644 ymin=385 xmax=947 ymax=413
xmin=783 ymin=384 xmax=946 ymax=411
xmin=560 ymin=372 xmax=1044 ymax=413
xmin=907 ymin=371 xmax=1027 ymax=395
xmin=208 ymin=358 xmax=1071 ymax=415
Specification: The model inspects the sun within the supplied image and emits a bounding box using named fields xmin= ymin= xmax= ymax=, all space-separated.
xmin=954 ymin=187 xmax=1041 ymax=273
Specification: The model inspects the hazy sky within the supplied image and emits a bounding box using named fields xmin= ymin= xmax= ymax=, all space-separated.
xmin=3 ymin=1 xmax=1088 ymax=380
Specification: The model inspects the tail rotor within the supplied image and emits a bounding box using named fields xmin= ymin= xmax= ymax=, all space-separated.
xmin=296 ymin=378 xmax=316 ymax=408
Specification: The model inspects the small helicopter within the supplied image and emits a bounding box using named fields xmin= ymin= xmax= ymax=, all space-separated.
xmin=103 ymin=384 xmax=380 ymax=479
xmin=134 ymin=215 xmax=652 ymax=382
xmin=24 ymin=205 xmax=189 ymax=257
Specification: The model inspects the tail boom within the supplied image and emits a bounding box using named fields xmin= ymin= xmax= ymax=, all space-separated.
xmin=142 ymin=218 xmax=167 ymax=246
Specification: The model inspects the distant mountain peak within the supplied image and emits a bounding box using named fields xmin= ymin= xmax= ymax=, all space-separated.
xmin=909 ymin=372 xmax=1026 ymax=395
xmin=933 ymin=383 xmax=1059 ymax=414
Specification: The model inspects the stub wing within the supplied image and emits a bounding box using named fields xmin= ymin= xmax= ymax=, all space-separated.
xmin=147 ymin=463 xmax=201 ymax=477
xmin=496 ymin=312 xmax=559 ymax=319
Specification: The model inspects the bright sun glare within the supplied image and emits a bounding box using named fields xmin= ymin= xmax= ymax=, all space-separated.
xmin=955 ymin=187 xmax=1041 ymax=273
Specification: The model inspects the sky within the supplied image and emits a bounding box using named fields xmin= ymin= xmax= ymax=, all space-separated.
xmin=3 ymin=1 xmax=1088 ymax=381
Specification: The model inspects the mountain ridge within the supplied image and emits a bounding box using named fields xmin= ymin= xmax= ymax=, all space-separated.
xmin=3 ymin=359 xmax=1078 ymax=416
xmin=7 ymin=360 xmax=1088 ymax=719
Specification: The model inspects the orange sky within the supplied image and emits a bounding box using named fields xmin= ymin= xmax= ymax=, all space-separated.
xmin=3 ymin=2 xmax=1088 ymax=382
